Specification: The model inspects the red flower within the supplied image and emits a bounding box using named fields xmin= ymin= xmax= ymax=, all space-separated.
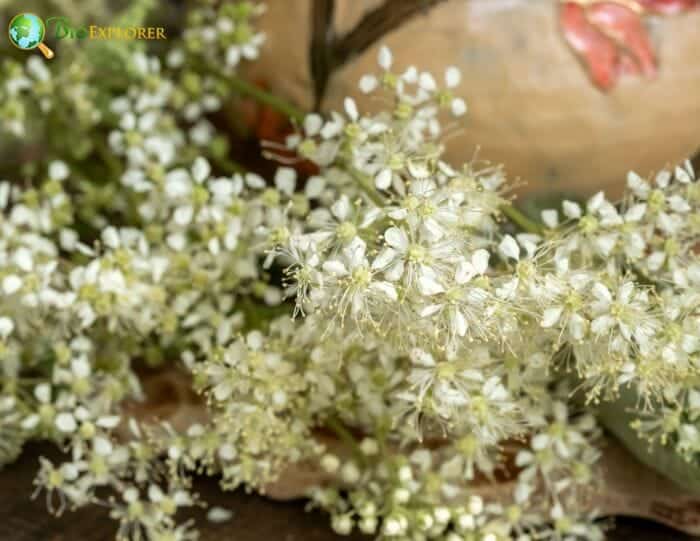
xmin=560 ymin=0 xmax=699 ymax=90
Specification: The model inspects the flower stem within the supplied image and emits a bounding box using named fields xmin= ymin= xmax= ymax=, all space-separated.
xmin=349 ymin=168 xmax=386 ymax=207
xmin=326 ymin=416 xmax=365 ymax=464
xmin=229 ymin=76 xmax=306 ymax=124
xmin=499 ymin=203 xmax=544 ymax=235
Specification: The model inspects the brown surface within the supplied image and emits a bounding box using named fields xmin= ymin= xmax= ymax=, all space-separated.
xmin=0 ymin=443 xmax=697 ymax=541
xmin=250 ymin=0 xmax=700 ymax=199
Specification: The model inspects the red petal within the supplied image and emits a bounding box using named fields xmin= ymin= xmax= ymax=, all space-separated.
xmin=560 ymin=2 xmax=620 ymax=90
xmin=637 ymin=0 xmax=699 ymax=15
xmin=587 ymin=2 xmax=657 ymax=78
xmin=618 ymin=50 xmax=642 ymax=75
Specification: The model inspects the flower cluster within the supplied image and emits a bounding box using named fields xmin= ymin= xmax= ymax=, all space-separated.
xmin=1 ymin=1 xmax=699 ymax=540
xmin=279 ymin=46 xmax=700 ymax=539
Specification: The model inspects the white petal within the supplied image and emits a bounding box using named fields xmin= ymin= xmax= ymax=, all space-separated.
xmin=532 ymin=433 xmax=550 ymax=451
xmin=646 ymin=251 xmax=665 ymax=271
xmin=2 ymin=275 xmax=22 ymax=295
xmin=451 ymin=98 xmax=467 ymax=117
xmin=624 ymin=203 xmax=647 ymax=222
xmin=372 ymin=248 xmax=397 ymax=270
xmin=675 ymin=165 xmax=692 ymax=184
xmin=102 ymin=227 xmax=121 ymax=249
xmin=14 ymin=248 xmax=33 ymax=272
xmin=445 ymin=66 xmax=461 ymax=88
xmin=274 ymin=167 xmax=296 ymax=195
xmin=55 ymin=412 xmax=77 ymax=433
xmin=331 ymin=195 xmax=351 ymax=221
xmin=595 ymin=234 xmax=617 ymax=256
xmin=418 ymin=72 xmax=436 ymax=91
xmin=224 ymin=44 xmax=241 ymax=66
xmin=541 ymin=209 xmax=559 ymax=229
xmin=384 ymin=260 xmax=404 ymax=281
xmin=471 ymin=249 xmax=490 ymax=275
xmin=498 ymin=235 xmax=520 ymax=261
xmin=93 ymin=436 xmax=113 ymax=456
xmin=49 ymin=160 xmax=69 ymax=181
xmin=411 ymin=348 xmax=435 ymax=367
xmin=303 ymin=113 xmax=322 ymax=136
xmin=627 ymin=171 xmax=647 ymax=192
xmin=192 ymin=157 xmax=211 ymax=183
xmin=419 ymin=304 xmax=442 ymax=317
xmin=592 ymin=282 xmax=612 ymax=303
xmin=384 ymin=227 xmax=408 ymax=251
xmin=245 ymin=173 xmax=266 ymax=189
xmin=378 ymin=46 xmax=393 ymax=70
xmin=344 ymin=97 xmax=358 ymax=121
xmin=591 ymin=315 xmax=615 ymax=335
xmin=375 ymin=168 xmax=392 ymax=190
xmin=452 ymin=310 xmax=468 ymax=336
xmin=305 ymin=175 xmax=325 ymax=198
xmin=587 ymin=191 xmax=606 ymax=213
xmin=323 ymin=259 xmax=348 ymax=276
xmin=174 ymin=205 xmax=194 ymax=226
xmin=213 ymin=381 xmax=232 ymax=402
xmin=34 ymin=383 xmax=51 ymax=403
xmin=562 ymin=200 xmax=582 ymax=219
xmin=370 ymin=281 xmax=398 ymax=301
xmin=359 ymin=75 xmax=378 ymax=94
xmin=455 ymin=260 xmax=475 ymax=284
xmin=0 ymin=317 xmax=14 ymax=338
xmin=207 ymin=507 xmax=234 ymax=524
xmin=619 ymin=281 xmax=634 ymax=303
xmin=541 ymin=306 xmax=563 ymax=328
xmin=345 ymin=237 xmax=367 ymax=267
xmin=418 ymin=270 xmax=444 ymax=296
xmin=96 ymin=416 xmax=121 ymax=429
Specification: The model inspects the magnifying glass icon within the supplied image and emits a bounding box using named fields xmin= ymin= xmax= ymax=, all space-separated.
xmin=8 ymin=13 xmax=55 ymax=59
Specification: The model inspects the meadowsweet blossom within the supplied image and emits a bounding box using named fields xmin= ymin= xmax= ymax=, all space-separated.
xmin=1 ymin=4 xmax=699 ymax=540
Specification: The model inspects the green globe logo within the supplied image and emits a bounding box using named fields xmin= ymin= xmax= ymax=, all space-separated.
xmin=8 ymin=13 xmax=54 ymax=59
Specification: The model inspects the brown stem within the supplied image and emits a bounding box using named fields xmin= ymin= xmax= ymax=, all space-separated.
xmin=333 ymin=0 xmax=449 ymax=67
xmin=310 ymin=0 xmax=337 ymax=109
xmin=310 ymin=0 xmax=449 ymax=107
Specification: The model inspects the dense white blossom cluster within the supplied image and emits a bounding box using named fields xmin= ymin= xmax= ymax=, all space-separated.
xmin=1 ymin=2 xmax=699 ymax=540
xmin=280 ymin=46 xmax=699 ymax=539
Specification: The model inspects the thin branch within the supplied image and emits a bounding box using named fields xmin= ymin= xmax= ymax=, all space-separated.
xmin=332 ymin=0 xmax=449 ymax=69
xmin=310 ymin=0 xmax=337 ymax=109
xmin=310 ymin=0 xmax=449 ymax=107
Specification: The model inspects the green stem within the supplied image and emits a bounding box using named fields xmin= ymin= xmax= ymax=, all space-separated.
xmin=212 ymin=155 xmax=246 ymax=175
xmin=326 ymin=416 xmax=365 ymax=464
xmin=229 ymin=76 xmax=306 ymax=124
xmin=499 ymin=203 xmax=544 ymax=235
xmin=349 ymin=168 xmax=386 ymax=207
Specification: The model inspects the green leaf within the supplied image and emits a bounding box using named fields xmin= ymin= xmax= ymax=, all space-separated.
xmin=597 ymin=386 xmax=700 ymax=494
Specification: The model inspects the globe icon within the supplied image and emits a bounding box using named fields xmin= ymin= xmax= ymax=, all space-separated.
xmin=8 ymin=13 xmax=45 ymax=49
xmin=8 ymin=13 xmax=54 ymax=59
